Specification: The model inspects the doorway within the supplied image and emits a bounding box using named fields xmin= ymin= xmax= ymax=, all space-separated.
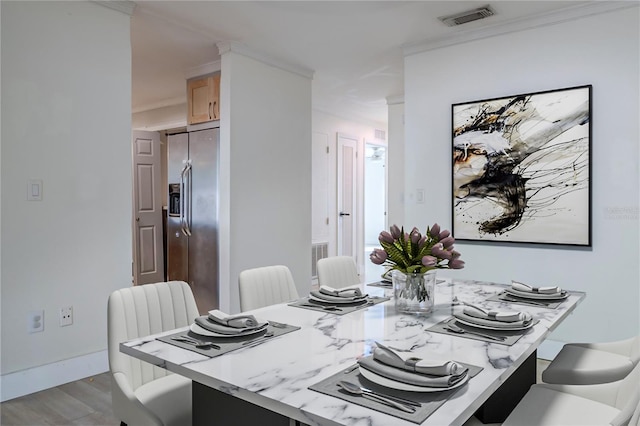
xmin=364 ymin=141 xmax=387 ymax=282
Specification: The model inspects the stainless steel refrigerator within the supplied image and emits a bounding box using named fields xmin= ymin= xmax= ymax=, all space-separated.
xmin=167 ymin=127 xmax=219 ymax=314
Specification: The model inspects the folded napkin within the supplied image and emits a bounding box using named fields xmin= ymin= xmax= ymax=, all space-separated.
xmin=207 ymin=309 xmax=258 ymax=328
xmin=194 ymin=311 xmax=268 ymax=335
xmin=455 ymin=310 xmax=533 ymax=329
xmin=319 ymin=285 xmax=362 ymax=298
xmin=357 ymin=346 xmax=468 ymax=388
xmin=374 ymin=342 xmax=466 ymax=376
xmin=512 ymin=280 xmax=561 ymax=294
xmin=462 ymin=305 xmax=527 ymax=323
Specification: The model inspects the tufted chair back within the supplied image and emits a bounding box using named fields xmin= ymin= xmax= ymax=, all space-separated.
xmin=316 ymin=256 xmax=361 ymax=289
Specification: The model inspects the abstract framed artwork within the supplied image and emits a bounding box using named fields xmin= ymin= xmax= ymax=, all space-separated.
xmin=452 ymin=85 xmax=592 ymax=246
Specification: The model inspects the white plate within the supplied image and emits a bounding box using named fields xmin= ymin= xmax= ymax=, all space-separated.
xmin=308 ymin=294 xmax=369 ymax=305
xmin=359 ymin=366 xmax=469 ymax=393
xmin=505 ymin=288 xmax=568 ymax=300
xmin=190 ymin=323 xmax=269 ymax=338
xmin=453 ymin=313 xmax=533 ymax=331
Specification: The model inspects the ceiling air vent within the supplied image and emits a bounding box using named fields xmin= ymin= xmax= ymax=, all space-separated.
xmin=439 ymin=5 xmax=495 ymax=27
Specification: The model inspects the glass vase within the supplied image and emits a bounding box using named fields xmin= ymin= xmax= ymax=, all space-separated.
xmin=392 ymin=270 xmax=436 ymax=316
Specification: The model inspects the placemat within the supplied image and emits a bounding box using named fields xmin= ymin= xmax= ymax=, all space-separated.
xmin=486 ymin=291 xmax=565 ymax=309
xmin=427 ymin=317 xmax=536 ymax=346
xmin=366 ymin=281 xmax=392 ymax=288
xmin=157 ymin=322 xmax=300 ymax=358
xmin=309 ymin=361 xmax=483 ymax=424
xmin=288 ymin=295 xmax=389 ymax=315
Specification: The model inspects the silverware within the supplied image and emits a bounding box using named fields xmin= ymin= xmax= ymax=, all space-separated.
xmin=444 ymin=322 xmax=505 ymax=342
xmin=337 ymin=381 xmax=417 ymax=413
xmin=499 ymin=295 xmax=549 ymax=306
xmin=171 ymin=336 xmax=221 ymax=349
xmin=241 ymin=331 xmax=275 ymax=347
xmin=269 ymin=321 xmax=288 ymax=328
xmin=299 ymin=303 xmax=343 ymax=311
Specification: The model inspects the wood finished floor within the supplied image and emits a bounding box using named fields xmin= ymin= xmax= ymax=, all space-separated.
xmin=1 ymin=360 xmax=551 ymax=425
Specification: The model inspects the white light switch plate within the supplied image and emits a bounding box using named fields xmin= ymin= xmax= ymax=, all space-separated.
xmin=28 ymin=179 xmax=43 ymax=201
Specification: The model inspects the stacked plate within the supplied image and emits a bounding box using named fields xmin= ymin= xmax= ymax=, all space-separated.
xmin=506 ymin=280 xmax=568 ymax=300
xmin=308 ymin=285 xmax=369 ymax=305
xmin=453 ymin=305 xmax=534 ymax=331
xmin=190 ymin=310 xmax=269 ymax=337
xmin=357 ymin=343 xmax=469 ymax=392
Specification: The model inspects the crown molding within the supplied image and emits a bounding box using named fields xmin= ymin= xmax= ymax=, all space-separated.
xmin=386 ymin=94 xmax=405 ymax=105
xmin=217 ymin=41 xmax=315 ymax=80
xmin=92 ymin=1 xmax=136 ymax=16
xmin=404 ymin=1 xmax=638 ymax=56
xmin=185 ymin=60 xmax=222 ymax=80
xmin=132 ymin=97 xmax=185 ymax=114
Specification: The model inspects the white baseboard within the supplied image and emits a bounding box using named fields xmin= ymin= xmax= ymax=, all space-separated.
xmin=537 ymin=339 xmax=564 ymax=361
xmin=0 ymin=350 xmax=108 ymax=402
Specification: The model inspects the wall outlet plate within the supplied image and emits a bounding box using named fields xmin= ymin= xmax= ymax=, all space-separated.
xmin=59 ymin=306 xmax=73 ymax=327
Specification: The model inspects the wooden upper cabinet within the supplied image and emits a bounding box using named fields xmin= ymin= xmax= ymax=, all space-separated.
xmin=187 ymin=73 xmax=220 ymax=124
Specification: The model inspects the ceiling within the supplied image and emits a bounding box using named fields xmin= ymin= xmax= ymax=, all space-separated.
xmin=131 ymin=1 xmax=586 ymax=126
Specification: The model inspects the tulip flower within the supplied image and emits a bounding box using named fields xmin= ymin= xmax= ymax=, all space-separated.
xmin=422 ymin=255 xmax=437 ymax=267
xmin=431 ymin=244 xmax=452 ymax=260
xmin=390 ymin=224 xmax=402 ymax=239
xmin=449 ymin=259 xmax=465 ymax=269
xmin=440 ymin=236 xmax=455 ymax=249
xmin=450 ymin=250 xmax=461 ymax=259
xmin=430 ymin=223 xmax=441 ymax=238
xmin=418 ymin=235 xmax=427 ymax=248
xmin=438 ymin=230 xmax=450 ymax=240
xmin=410 ymin=228 xmax=421 ymax=244
xmin=379 ymin=231 xmax=394 ymax=244
xmin=370 ymin=248 xmax=388 ymax=265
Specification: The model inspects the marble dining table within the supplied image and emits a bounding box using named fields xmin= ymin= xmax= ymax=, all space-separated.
xmin=120 ymin=278 xmax=585 ymax=426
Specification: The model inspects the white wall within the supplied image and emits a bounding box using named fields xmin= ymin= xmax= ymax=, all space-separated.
xmin=1 ymin=0 xmax=132 ymax=397
xmin=386 ymin=100 xmax=405 ymax=229
xmin=403 ymin=6 xmax=639 ymax=344
xmin=218 ymin=49 xmax=313 ymax=313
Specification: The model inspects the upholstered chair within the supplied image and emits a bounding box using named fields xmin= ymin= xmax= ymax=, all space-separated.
xmin=108 ymin=281 xmax=200 ymax=426
xmin=542 ymin=335 xmax=640 ymax=385
xmin=238 ymin=265 xmax=300 ymax=311
xmin=504 ymin=361 xmax=640 ymax=425
xmin=316 ymin=256 xmax=361 ymax=288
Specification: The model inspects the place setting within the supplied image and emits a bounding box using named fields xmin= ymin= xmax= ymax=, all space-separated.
xmin=157 ymin=310 xmax=300 ymax=357
xmin=309 ymin=342 xmax=483 ymax=423
xmin=428 ymin=300 xmax=539 ymax=345
xmin=288 ymin=285 xmax=389 ymax=315
xmin=486 ymin=280 xmax=569 ymax=309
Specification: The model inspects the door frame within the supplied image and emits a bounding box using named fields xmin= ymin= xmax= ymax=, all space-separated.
xmin=336 ymin=133 xmax=361 ymax=272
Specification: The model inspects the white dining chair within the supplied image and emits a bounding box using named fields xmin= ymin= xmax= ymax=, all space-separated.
xmin=542 ymin=335 xmax=640 ymax=385
xmin=316 ymin=256 xmax=361 ymax=288
xmin=108 ymin=281 xmax=200 ymax=426
xmin=238 ymin=265 xmax=300 ymax=311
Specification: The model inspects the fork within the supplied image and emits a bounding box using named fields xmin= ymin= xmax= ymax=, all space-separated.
xmin=171 ymin=336 xmax=221 ymax=349
xmin=444 ymin=322 xmax=505 ymax=342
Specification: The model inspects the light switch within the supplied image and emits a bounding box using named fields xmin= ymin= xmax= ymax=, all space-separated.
xmin=416 ymin=189 xmax=425 ymax=204
xmin=28 ymin=179 xmax=43 ymax=201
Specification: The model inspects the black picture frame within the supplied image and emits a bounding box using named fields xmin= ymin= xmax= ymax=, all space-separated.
xmin=451 ymin=85 xmax=592 ymax=246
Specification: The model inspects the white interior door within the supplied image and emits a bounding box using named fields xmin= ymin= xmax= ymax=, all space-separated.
xmin=132 ymin=130 xmax=164 ymax=285
xmin=337 ymin=134 xmax=358 ymax=260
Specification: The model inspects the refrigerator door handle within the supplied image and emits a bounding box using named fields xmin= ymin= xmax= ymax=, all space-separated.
xmin=184 ymin=162 xmax=192 ymax=236
xmin=180 ymin=162 xmax=190 ymax=236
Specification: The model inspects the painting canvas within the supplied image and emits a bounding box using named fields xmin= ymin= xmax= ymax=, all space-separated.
xmin=452 ymin=85 xmax=591 ymax=246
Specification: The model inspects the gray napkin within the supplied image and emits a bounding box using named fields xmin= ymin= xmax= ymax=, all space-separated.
xmin=462 ymin=306 xmax=528 ymax=323
xmin=357 ymin=344 xmax=468 ymax=387
xmin=207 ymin=309 xmax=259 ymax=328
xmin=319 ymin=285 xmax=363 ymax=298
xmin=194 ymin=316 xmax=268 ymax=335
xmin=310 ymin=289 xmax=367 ymax=303
xmin=512 ymin=280 xmax=561 ymax=294
xmin=454 ymin=311 xmax=532 ymax=329
xmin=374 ymin=342 xmax=466 ymax=376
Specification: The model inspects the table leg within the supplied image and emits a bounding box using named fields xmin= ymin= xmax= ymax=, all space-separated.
xmin=474 ymin=350 xmax=537 ymax=424
xmin=193 ymin=381 xmax=290 ymax=426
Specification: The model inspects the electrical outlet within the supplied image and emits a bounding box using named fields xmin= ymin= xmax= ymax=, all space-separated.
xmin=28 ymin=310 xmax=44 ymax=333
xmin=59 ymin=306 xmax=73 ymax=327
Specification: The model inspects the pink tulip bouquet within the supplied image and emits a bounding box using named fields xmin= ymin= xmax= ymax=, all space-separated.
xmin=370 ymin=223 xmax=465 ymax=275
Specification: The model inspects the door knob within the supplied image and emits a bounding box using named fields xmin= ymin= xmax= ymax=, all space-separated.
xmin=339 ymin=212 xmax=351 ymax=217
xmin=136 ymin=217 xmax=140 ymax=222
